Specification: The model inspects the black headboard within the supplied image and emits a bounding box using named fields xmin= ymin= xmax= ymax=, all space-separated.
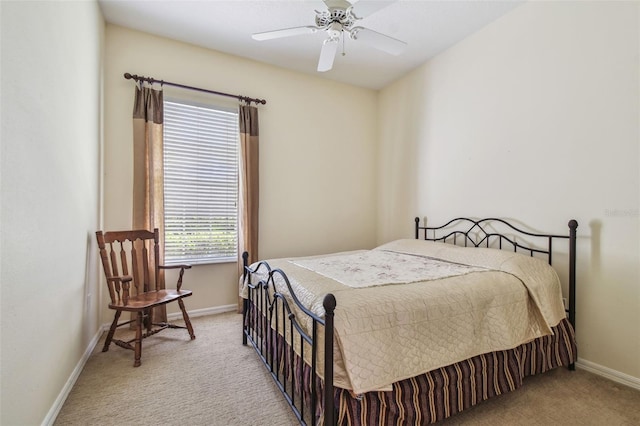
xmin=414 ymin=217 xmax=578 ymax=334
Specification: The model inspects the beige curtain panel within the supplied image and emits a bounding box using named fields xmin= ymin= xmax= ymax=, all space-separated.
xmin=132 ymin=85 xmax=167 ymax=323
xmin=238 ymin=104 xmax=260 ymax=311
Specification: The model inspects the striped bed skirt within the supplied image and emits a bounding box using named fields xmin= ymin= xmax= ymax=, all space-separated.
xmin=260 ymin=316 xmax=577 ymax=425
xmin=333 ymin=318 xmax=577 ymax=425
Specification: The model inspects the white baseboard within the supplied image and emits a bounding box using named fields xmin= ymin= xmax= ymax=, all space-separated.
xmin=45 ymin=305 xmax=238 ymax=425
xmin=576 ymin=358 xmax=640 ymax=390
xmin=101 ymin=303 xmax=238 ymax=331
xmin=167 ymin=303 xmax=237 ymax=320
xmin=42 ymin=326 xmax=103 ymax=426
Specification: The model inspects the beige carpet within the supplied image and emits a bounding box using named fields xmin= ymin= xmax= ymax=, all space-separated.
xmin=55 ymin=312 xmax=640 ymax=425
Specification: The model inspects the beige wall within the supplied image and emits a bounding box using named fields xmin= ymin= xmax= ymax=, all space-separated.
xmin=103 ymin=26 xmax=378 ymax=318
xmin=378 ymin=1 xmax=640 ymax=381
xmin=0 ymin=1 xmax=104 ymax=424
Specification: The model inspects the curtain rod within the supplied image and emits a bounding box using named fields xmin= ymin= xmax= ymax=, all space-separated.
xmin=124 ymin=72 xmax=266 ymax=105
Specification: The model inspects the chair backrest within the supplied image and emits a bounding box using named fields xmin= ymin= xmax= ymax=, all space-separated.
xmin=96 ymin=229 xmax=162 ymax=304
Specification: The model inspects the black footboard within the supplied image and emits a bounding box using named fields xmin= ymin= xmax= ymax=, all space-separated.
xmin=242 ymin=252 xmax=336 ymax=425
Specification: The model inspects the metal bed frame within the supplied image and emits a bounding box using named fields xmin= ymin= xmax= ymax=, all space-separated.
xmin=242 ymin=217 xmax=578 ymax=425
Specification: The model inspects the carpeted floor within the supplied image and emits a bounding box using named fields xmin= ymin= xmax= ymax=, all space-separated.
xmin=55 ymin=312 xmax=640 ymax=425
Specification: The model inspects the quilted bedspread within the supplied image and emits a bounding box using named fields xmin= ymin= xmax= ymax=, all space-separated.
xmin=241 ymin=239 xmax=567 ymax=394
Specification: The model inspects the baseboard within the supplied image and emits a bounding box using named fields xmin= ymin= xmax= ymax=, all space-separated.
xmin=42 ymin=326 xmax=103 ymax=426
xmin=576 ymin=358 xmax=640 ymax=390
xmin=167 ymin=304 xmax=237 ymax=320
xmin=101 ymin=304 xmax=238 ymax=331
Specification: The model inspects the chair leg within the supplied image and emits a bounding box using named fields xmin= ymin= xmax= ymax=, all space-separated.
xmin=134 ymin=311 xmax=143 ymax=367
xmin=144 ymin=307 xmax=152 ymax=334
xmin=178 ymin=298 xmax=195 ymax=340
xmin=103 ymin=310 xmax=122 ymax=352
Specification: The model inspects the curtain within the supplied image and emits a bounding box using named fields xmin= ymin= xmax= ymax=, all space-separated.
xmin=238 ymin=104 xmax=260 ymax=311
xmin=132 ymin=85 xmax=167 ymax=323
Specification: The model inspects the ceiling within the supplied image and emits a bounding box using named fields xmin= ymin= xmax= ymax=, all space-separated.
xmin=99 ymin=0 xmax=524 ymax=90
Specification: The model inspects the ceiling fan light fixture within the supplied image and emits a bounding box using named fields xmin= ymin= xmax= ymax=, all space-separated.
xmin=327 ymin=21 xmax=343 ymax=39
xmin=251 ymin=0 xmax=406 ymax=72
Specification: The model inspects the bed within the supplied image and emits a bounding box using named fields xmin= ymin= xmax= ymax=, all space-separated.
xmin=241 ymin=217 xmax=578 ymax=425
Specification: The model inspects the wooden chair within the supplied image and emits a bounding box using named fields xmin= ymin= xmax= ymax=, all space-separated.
xmin=96 ymin=228 xmax=195 ymax=367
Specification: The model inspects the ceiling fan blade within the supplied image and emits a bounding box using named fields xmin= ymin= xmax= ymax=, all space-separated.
xmin=349 ymin=0 xmax=396 ymax=19
xmin=350 ymin=27 xmax=406 ymax=55
xmin=252 ymin=26 xmax=320 ymax=41
xmin=317 ymin=38 xmax=339 ymax=72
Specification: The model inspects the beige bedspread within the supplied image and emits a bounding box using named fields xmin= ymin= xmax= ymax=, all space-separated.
xmin=241 ymin=239 xmax=566 ymax=395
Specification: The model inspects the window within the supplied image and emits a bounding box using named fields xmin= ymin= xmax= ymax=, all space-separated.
xmin=163 ymin=99 xmax=239 ymax=265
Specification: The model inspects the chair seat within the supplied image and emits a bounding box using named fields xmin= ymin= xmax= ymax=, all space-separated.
xmin=109 ymin=289 xmax=193 ymax=311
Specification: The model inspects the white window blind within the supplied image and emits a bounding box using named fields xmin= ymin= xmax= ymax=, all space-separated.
xmin=163 ymin=99 xmax=239 ymax=265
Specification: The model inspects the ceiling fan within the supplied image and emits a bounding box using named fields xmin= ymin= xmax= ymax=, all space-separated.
xmin=252 ymin=0 xmax=407 ymax=72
